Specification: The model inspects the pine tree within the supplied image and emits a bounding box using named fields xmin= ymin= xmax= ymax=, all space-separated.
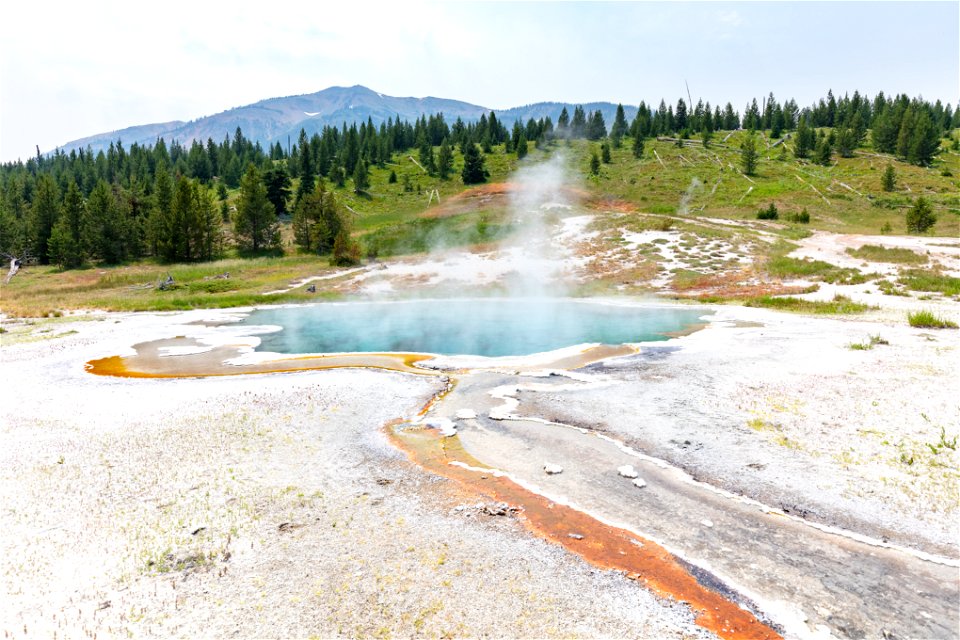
xmin=675 ymin=99 xmax=688 ymax=133
xmin=515 ymin=130 xmax=528 ymax=159
xmin=740 ymin=134 xmax=758 ymax=176
xmin=263 ymin=165 xmax=292 ymax=216
xmin=814 ymin=136 xmax=833 ymax=166
xmin=794 ymin=118 xmax=812 ymax=158
xmin=292 ymin=182 xmax=323 ymax=252
xmin=632 ymin=134 xmax=645 ymax=159
xmin=418 ymin=132 xmax=436 ymax=175
xmin=388 ymin=170 xmax=397 ymax=184
xmin=589 ymin=152 xmax=600 ymax=175
xmin=771 ymin=105 xmax=784 ymax=139
xmin=826 ymin=90 xmax=837 ymax=127
xmin=571 ymin=106 xmax=587 ymax=138
xmin=881 ymin=164 xmax=896 ymax=192
xmin=880 ymin=164 xmax=897 ymax=192
xmin=835 ymin=126 xmax=857 ymax=158
xmin=557 ymin=107 xmax=570 ymax=136
xmin=293 ymin=180 xmax=344 ymax=254
xmin=905 ymin=196 xmax=936 ymax=234
xmin=610 ymin=103 xmax=628 ymax=147
xmin=461 ymin=143 xmax=486 ymax=184
xmin=437 ymin=138 xmax=454 ymax=178
xmin=331 ymin=225 xmax=361 ymax=267
xmin=601 ymin=142 xmax=611 ymax=164
xmin=48 ymin=180 xmax=85 ymax=269
xmin=723 ymin=103 xmax=739 ymax=130
xmin=29 ymin=174 xmax=61 ymax=264
xmin=83 ymin=180 xmax=127 ymax=264
xmin=353 ymin=160 xmax=369 ymax=193
xmin=171 ymin=176 xmax=198 ymax=261
xmin=148 ymin=164 xmax=174 ymax=258
xmin=907 ymin=109 xmax=940 ymax=166
xmin=234 ymin=164 xmax=279 ymax=252
xmin=195 ymin=182 xmax=222 ymax=261
xmin=586 ymin=110 xmax=607 ymax=140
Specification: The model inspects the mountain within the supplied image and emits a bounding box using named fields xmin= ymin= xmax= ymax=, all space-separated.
xmin=54 ymin=86 xmax=638 ymax=154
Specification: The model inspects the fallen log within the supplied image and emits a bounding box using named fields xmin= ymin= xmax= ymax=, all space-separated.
xmin=795 ymin=175 xmax=831 ymax=205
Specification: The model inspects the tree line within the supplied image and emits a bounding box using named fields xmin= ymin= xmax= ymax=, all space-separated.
xmin=1 ymin=88 xmax=954 ymax=268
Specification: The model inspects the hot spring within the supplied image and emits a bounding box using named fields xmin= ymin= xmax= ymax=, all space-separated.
xmin=238 ymin=299 xmax=707 ymax=357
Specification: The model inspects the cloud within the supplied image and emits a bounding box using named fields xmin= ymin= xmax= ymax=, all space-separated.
xmin=716 ymin=9 xmax=744 ymax=27
xmin=1 ymin=1 xmax=957 ymax=161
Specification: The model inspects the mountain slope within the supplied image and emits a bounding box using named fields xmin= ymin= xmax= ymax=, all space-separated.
xmin=55 ymin=86 xmax=637 ymax=154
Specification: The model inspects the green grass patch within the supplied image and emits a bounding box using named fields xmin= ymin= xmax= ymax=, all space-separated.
xmin=898 ymin=269 xmax=960 ymax=296
xmin=846 ymin=245 xmax=927 ymax=264
xmin=876 ymin=279 xmax=909 ymax=296
xmin=765 ymin=256 xmax=868 ymax=284
xmin=361 ymin=211 xmax=513 ymax=257
xmin=907 ymin=310 xmax=958 ymax=329
xmin=744 ymin=293 xmax=873 ymax=314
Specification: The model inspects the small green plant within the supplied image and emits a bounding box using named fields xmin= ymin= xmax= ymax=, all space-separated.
xmin=877 ymin=279 xmax=908 ymax=296
xmin=848 ymin=334 xmax=888 ymax=350
xmin=937 ymin=426 xmax=957 ymax=451
xmin=879 ymin=222 xmax=893 ymax=235
xmin=907 ymin=309 xmax=958 ymax=329
xmin=787 ymin=209 xmax=810 ymax=224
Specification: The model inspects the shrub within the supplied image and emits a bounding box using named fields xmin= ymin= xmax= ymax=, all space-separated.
xmin=905 ymin=197 xmax=936 ymax=234
xmin=787 ymin=209 xmax=810 ymax=224
xmin=757 ymin=203 xmax=779 ymax=220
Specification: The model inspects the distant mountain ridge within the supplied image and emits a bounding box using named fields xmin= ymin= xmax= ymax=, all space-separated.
xmin=55 ymin=86 xmax=637 ymax=155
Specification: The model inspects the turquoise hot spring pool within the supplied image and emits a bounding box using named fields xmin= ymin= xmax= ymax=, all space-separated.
xmin=237 ymin=299 xmax=707 ymax=357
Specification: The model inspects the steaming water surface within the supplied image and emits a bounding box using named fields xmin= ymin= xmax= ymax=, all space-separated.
xmin=240 ymin=299 xmax=706 ymax=357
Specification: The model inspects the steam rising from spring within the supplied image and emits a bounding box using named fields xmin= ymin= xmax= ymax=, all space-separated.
xmin=678 ymin=177 xmax=703 ymax=216
xmin=502 ymin=152 xmax=578 ymax=297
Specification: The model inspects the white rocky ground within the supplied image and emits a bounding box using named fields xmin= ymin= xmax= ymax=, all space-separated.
xmin=0 ymin=310 xmax=714 ymax=639
xmin=2 ymin=209 xmax=958 ymax=638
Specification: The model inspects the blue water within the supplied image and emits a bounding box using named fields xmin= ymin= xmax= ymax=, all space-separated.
xmin=239 ymin=299 xmax=706 ymax=357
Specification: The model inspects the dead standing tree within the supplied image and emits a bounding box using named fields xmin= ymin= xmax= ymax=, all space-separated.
xmin=2 ymin=251 xmax=31 ymax=284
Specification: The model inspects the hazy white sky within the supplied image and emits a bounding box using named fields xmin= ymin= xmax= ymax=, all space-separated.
xmin=1 ymin=1 xmax=957 ymax=162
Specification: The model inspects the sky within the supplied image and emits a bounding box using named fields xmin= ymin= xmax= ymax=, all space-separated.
xmin=1 ymin=0 xmax=957 ymax=162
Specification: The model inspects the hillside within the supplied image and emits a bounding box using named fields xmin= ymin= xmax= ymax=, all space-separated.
xmin=52 ymin=86 xmax=635 ymax=155
xmin=2 ymin=126 xmax=958 ymax=317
